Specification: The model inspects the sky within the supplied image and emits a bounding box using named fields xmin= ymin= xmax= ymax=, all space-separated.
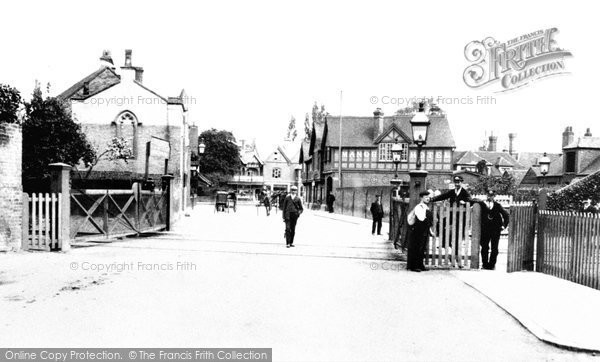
xmin=1 ymin=0 xmax=597 ymax=158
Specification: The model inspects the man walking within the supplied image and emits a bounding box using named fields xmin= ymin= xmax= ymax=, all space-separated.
xmin=477 ymin=190 xmax=509 ymax=270
xmin=261 ymin=186 xmax=271 ymax=216
xmin=282 ymin=186 xmax=303 ymax=248
xmin=370 ymin=195 xmax=384 ymax=235
xmin=407 ymin=191 xmax=434 ymax=272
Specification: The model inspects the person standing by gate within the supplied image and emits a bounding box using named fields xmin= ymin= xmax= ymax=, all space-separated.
xmin=477 ymin=190 xmax=509 ymax=270
xmin=282 ymin=186 xmax=303 ymax=248
xmin=407 ymin=191 xmax=434 ymax=272
xmin=370 ymin=195 xmax=384 ymax=235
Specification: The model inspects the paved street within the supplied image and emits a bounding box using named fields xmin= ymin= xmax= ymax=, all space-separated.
xmin=0 ymin=204 xmax=596 ymax=361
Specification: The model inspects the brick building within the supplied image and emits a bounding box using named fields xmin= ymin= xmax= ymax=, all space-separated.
xmin=59 ymin=49 xmax=190 ymax=216
xmin=301 ymin=103 xmax=456 ymax=204
xmin=519 ymin=127 xmax=600 ymax=188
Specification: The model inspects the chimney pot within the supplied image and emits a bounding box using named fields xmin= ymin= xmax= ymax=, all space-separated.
xmin=373 ymin=108 xmax=384 ymax=140
xmin=585 ymin=128 xmax=592 ymax=137
xmin=562 ymin=126 xmax=575 ymax=148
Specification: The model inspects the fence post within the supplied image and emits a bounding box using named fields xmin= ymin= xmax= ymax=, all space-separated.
xmin=470 ymin=203 xmax=481 ymax=269
xmin=49 ymin=163 xmax=71 ymax=251
xmin=351 ymin=190 xmax=355 ymax=216
xmin=162 ymin=175 xmax=175 ymax=231
xmin=22 ymin=193 xmax=29 ymax=251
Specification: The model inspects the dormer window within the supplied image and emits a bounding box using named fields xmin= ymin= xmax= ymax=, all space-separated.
xmin=378 ymin=142 xmax=408 ymax=162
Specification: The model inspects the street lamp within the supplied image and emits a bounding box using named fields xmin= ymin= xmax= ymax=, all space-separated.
xmin=410 ymin=102 xmax=430 ymax=170
xmin=391 ymin=138 xmax=402 ymax=179
xmin=539 ymin=152 xmax=551 ymax=188
xmin=198 ymin=138 xmax=206 ymax=156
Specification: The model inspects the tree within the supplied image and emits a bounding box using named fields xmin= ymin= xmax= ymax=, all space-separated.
xmin=286 ymin=116 xmax=297 ymax=141
xmin=22 ymin=85 xmax=96 ymax=179
xmin=198 ymin=129 xmax=241 ymax=184
xmin=303 ymin=113 xmax=311 ymax=141
xmin=470 ymin=174 xmax=516 ymax=195
xmin=0 ymin=84 xmax=22 ymax=124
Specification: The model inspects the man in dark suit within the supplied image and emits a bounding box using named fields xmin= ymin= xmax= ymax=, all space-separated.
xmin=282 ymin=186 xmax=303 ymax=248
xmin=326 ymin=191 xmax=336 ymax=213
xmin=430 ymin=175 xmax=472 ymax=205
xmin=477 ymin=190 xmax=509 ymax=270
xmin=370 ymin=195 xmax=384 ymax=235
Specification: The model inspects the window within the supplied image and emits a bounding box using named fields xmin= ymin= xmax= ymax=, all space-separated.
xmin=272 ymin=168 xmax=281 ymax=178
xmin=113 ymin=111 xmax=138 ymax=158
xmin=378 ymin=143 xmax=408 ymax=162
xmin=565 ymin=152 xmax=576 ymax=173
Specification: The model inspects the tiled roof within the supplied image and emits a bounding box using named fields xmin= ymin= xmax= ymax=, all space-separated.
xmin=240 ymin=149 xmax=263 ymax=165
xmin=299 ymin=140 xmax=311 ymax=163
xmin=529 ymin=155 xmax=564 ymax=177
xmin=58 ymin=67 xmax=121 ymax=100
xmin=324 ymin=114 xmax=456 ymax=148
xmin=581 ymin=156 xmax=600 ymax=174
xmin=504 ymin=169 xmax=529 ymax=185
xmin=564 ymin=137 xmax=600 ymax=149
xmin=454 ymin=150 xmax=525 ymax=169
xmin=517 ymin=152 xmax=561 ymax=169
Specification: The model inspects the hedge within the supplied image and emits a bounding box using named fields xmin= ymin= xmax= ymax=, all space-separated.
xmin=547 ymin=170 xmax=600 ymax=211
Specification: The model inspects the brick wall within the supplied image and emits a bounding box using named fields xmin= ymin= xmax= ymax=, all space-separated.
xmin=0 ymin=124 xmax=22 ymax=251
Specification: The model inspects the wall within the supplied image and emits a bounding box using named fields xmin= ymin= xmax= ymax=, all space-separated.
xmin=0 ymin=124 xmax=22 ymax=251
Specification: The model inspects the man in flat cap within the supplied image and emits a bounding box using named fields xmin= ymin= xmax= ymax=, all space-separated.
xmin=282 ymin=185 xmax=303 ymax=248
xmin=476 ymin=190 xmax=509 ymax=270
xmin=370 ymin=194 xmax=385 ymax=235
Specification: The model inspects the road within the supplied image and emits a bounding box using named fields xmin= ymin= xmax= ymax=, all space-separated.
xmin=0 ymin=204 xmax=595 ymax=361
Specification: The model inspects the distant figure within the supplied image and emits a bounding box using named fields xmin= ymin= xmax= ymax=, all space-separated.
xmin=477 ymin=190 xmax=509 ymax=270
xmin=326 ymin=191 xmax=336 ymax=213
xmin=261 ymin=187 xmax=271 ymax=216
xmin=407 ymin=191 xmax=434 ymax=272
xmin=582 ymin=199 xmax=597 ymax=214
xmin=282 ymin=186 xmax=303 ymax=248
xmin=370 ymin=195 xmax=384 ymax=235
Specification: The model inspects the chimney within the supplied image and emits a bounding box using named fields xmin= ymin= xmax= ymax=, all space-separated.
xmin=508 ymin=133 xmax=516 ymax=156
xmin=99 ymin=50 xmax=114 ymax=69
xmin=124 ymin=49 xmax=132 ymax=67
xmin=373 ymin=108 xmax=384 ymax=140
xmin=584 ymin=128 xmax=592 ymax=137
xmin=135 ymin=68 xmax=144 ymax=83
xmin=120 ymin=49 xmax=143 ymax=83
xmin=562 ymin=126 xmax=574 ymax=148
xmin=488 ymin=133 xmax=498 ymax=152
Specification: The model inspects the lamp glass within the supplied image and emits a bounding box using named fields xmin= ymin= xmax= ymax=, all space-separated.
xmin=198 ymin=142 xmax=206 ymax=154
xmin=411 ymin=125 xmax=428 ymax=144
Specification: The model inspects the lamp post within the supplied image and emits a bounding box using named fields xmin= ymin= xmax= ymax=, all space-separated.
xmin=538 ymin=152 xmax=551 ymax=210
xmin=408 ymin=102 xmax=431 ymax=211
xmin=539 ymin=152 xmax=550 ymax=188
xmin=192 ymin=138 xmax=206 ymax=211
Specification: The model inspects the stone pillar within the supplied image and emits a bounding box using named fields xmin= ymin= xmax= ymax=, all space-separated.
xmin=470 ymin=203 xmax=482 ymax=269
xmin=408 ymin=170 xmax=428 ymax=212
xmin=0 ymin=124 xmax=23 ymax=251
xmin=538 ymin=188 xmax=548 ymax=210
xmin=49 ymin=163 xmax=72 ymax=251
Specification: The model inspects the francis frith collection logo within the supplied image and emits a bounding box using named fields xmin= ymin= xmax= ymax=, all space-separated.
xmin=463 ymin=28 xmax=572 ymax=92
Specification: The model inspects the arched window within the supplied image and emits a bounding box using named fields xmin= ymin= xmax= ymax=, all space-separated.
xmin=113 ymin=111 xmax=139 ymax=158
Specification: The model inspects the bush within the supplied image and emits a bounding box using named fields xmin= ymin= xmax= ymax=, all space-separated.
xmin=547 ymin=170 xmax=600 ymax=211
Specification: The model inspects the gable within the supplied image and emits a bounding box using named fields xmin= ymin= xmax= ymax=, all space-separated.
xmin=374 ymin=124 xmax=412 ymax=144
xmin=59 ymin=67 xmax=121 ymax=100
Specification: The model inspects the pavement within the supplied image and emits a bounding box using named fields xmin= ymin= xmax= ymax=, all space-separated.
xmin=309 ymin=208 xmax=600 ymax=353
xmin=0 ymin=204 xmax=599 ymax=360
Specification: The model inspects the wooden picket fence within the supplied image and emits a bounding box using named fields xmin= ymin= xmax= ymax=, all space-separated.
xmin=426 ymin=203 xmax=479 ymax=269
xmin=22 ymin=192 xmax=62 ymax=251
xmin=507 ymin=202 xmax=536 ymax=272
xmin=537 ymin=210 xmax=600 ymax=290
